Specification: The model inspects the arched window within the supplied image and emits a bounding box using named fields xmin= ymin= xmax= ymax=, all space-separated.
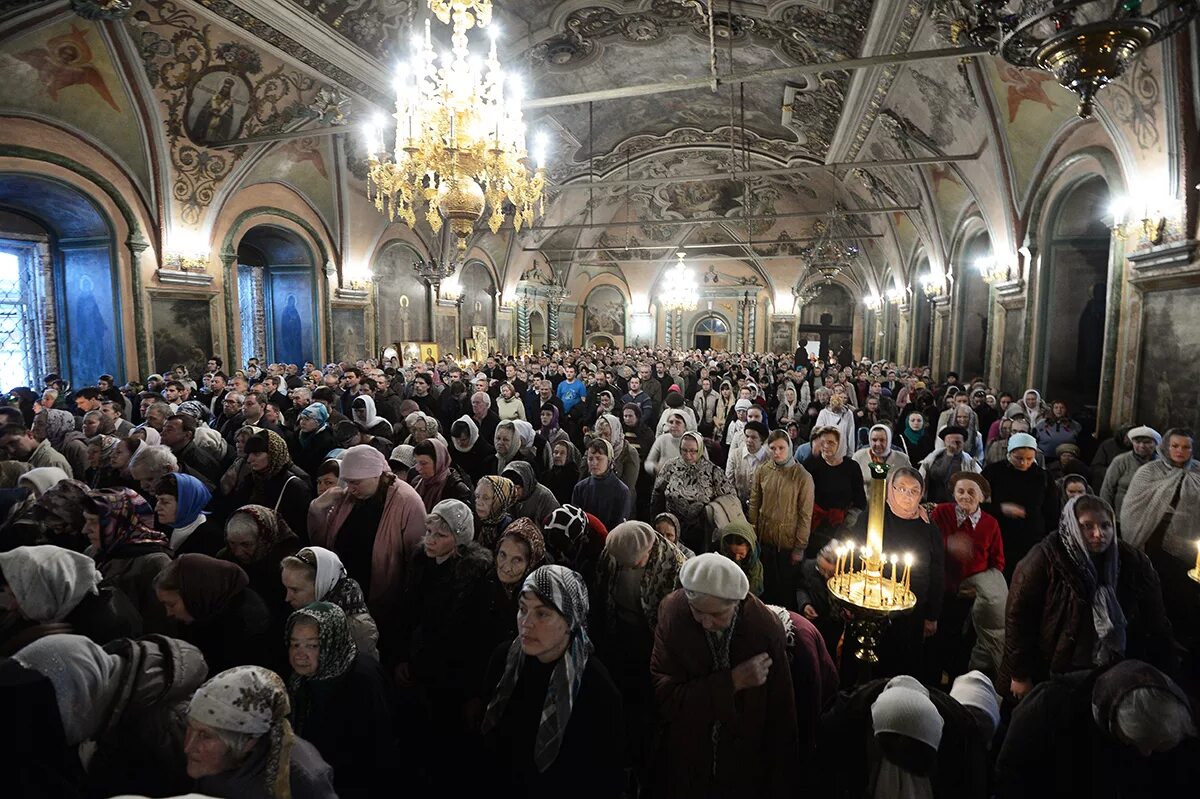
xmin=693 ymin=314 xmax=729 ymax=350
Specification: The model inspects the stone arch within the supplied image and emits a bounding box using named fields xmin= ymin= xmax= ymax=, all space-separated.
xmin=236 ymin=223 xmax=320 ymax=368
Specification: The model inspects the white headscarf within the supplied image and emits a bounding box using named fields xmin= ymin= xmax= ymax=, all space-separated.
xmin=15 ymin=633 xmax=122 ymax=745
xmin=0 ymin=545 xmax=102 ymax=622
xmin=298 ymin=546 xmax=346 ymax=602
xmin=452 ymin=414 xmax=480 ymax=452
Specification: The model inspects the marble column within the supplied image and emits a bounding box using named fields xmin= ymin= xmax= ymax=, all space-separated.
xmin=548 ymin=302 xmax=560 ymax=349
xmin=517 ymin=301 xmax=531 ymax=354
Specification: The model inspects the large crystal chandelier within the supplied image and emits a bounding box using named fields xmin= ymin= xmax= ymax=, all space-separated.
xmin=661 ymin=251 xmax=699 ymax=313
xmin=967 ymin=1 xmax=1198 ymax=119
xmin=364 ymin=0 xmax=547 ymax=251
xmin=801 ymin=204 xmax=861 ymax=282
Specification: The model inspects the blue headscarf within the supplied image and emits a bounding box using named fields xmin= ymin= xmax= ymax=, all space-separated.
xmin=299 ymin=403 xmax=330 ymax=447
xmin=172 ymin=472 xmax=211 ymax=528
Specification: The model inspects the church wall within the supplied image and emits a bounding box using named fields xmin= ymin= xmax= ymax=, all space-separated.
xmin=1136 ymin=286 xmax=1200 ymax=432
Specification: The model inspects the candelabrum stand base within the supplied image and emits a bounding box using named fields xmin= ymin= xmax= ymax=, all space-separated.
xmin=1187 ymin=568 xmax=1200 ymax=585
xmin=828 ymin=574 xmax=917 ymax=685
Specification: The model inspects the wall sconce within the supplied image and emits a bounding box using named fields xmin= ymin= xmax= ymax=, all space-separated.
xmin=885 ymin=287 xmax=906 ymax=305
xmin=1110 ymin=193 xmax=1172 ymax=246
xmin=863 ymin=293 xmax=883 ymax=312
xmin=440 ymin=275 xmax=463 ymax=302
xmin=975 ymin=255 xmax=1010 ymax=285
xmin=163 ymin=230 xmax=210 ymax=272
xmin=920 ymin=272 xmax=948 ymax=299
xmin=343 ymin=260 xmax=373 ymax=291
xmin=630 ymin=312 xmax=654 ymax=344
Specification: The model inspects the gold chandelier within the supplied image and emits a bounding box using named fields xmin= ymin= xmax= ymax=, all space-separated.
xmin=364 ymin=0 xmax=547 ymax=251
xmin=660 ymin=251 xmax=699 ymax=313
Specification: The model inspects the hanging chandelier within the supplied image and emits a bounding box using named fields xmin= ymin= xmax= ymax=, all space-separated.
xmin=793 ymin=283 xmax=821 ymax=307
xmin=412 ymin=257 xmax=458 ymax=293
xmin=661 ymin=251 xmax=699 ymax=313
xmin=363 ymin=0 xmax=547 ymax=251
xmin=801 ymin=204 xmax=861 ymax=283
xmin=967 ymin=1 xmax=1198 ymax=119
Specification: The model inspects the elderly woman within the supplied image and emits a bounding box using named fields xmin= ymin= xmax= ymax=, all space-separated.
xmin=154 ymin=472 xmax=221 ymax=556
xmin=851 ymin=423 xmax=912 ymax=493
xmin=84 ymin=434 xmax=125 ymax=489
xmin=280 ymin=546 xmax=379 ymax=659
xmin=403 ymin=411 xmax=445 ymax=446
xmin=483 ymin=518 xmax=546 ymax=651
xmin=542 ymin=439 xmax=582 ymax=506
xmin=650 ymin=553 xmax=798 ymax=799
xmin=293 ymin=403 xmax=335 ymax=479
xmin=476 ymin=474 xmax=518 ymax=549
xmin=310 ymin=444 xmax=426 ymax=629
xmin=984 ymin=416 xmax=1015 ymax=465
xmin=1002 ymin=496 xmax=1176 ymax=700
xmin=572 ymin=439 xmax=632 ymax=532
xmin=931 ymin=472 xmax=1006 ymax=678
xmin=653 ymin=511 xmax=695 ymax=558
xmin=481 ymin=565 xmax=625 ymax=797
xmin=410 ymin=438 xmax=474 ymax=511
xmin=33 ymin=406 xmax=87 ymax=477
xmin=14 ymin=633 xmax=209 ymax=798
xmin=502 ymin=460 xmax=560 ymax=525
xmin=643 ymin=410 xmax=690 ymax=477
xmin=982 ymin=432 xmax=1059 ymax=579
xmin=750 ymin=430 xmax=815 ymax=608
xmin=155 ymin=553 xmax=274 ymax=672
xmin=83 ymin=487 xmax=172 ymax=626
xmin=652 ymin=431 xmax=736 ymax=555
xmin=184 ymin=666 xmax=336 ymax=798
xmin=802 ymin=426 xmax=867 ymax=558
xmin=451 ymin=415 xmax=499 ymax=483
xmin=0 ymin=544 xmax=141 ymax=655
xmin=495 ymin=419 xmax=529 ymax=474
xmin=220 ymin=504 xmax=300 ymax=618
xmin=227 ymin=429 xmax=312 ymax=540
xmin=285 ymin=602 xmax=397 ymax=798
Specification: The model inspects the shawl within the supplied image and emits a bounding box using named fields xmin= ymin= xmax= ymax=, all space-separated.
xmin=498 ymin=517 xmax=547 ymax=570
xmin=172 ymin=472 xmax=212 ymax=528
xmin=902 ymin=415 xmax=925 ymax=446
xmin=597 ymin=413 xmax=625 ymax=458
xmin=513 ymin=420 xmax=536 ymax=451
xmin=719 ymin=520 xmax=764 ymax=597
xmin=89 ymin=435 xmax=122 ymax=466
xmin=286 ymin=602 xmax=358 ymax=730
xmin=654 ymin=432 xmax=734 ymax=529
xmin=599 ymin=524 xmax=685 ymax=633
xmin=133 ymin=425 xmax=161 ymax=446
xmin=482 ymin=565 xmax=593 ymax=772
xmin=176 ymin=553 xmax=250 ymax=621
xmin=351 ymin=395 xmax=390 ymax=435
xmin=0 ymin=545 xmax=101 ymax=622
xmin=1119 ymin=438 xmax=1200 ymax=560
xmin=540 ymin=404 xmax=562 ymax=439
xmin=227 ymin=504 xmax=299 ymax=564
xmin=189 ymin=666 xmax=295 ymax=799
xmin=87 ymin=487 xmax=170 ymax=561
xmin=479 ymin=475 xmax=518 ymax=547
xmin=1058 ymin=496 xmax=1127 ymax=666
xmin=251 ymin=429 xmax=293 ymax=481
xmin=543 ymin=505 xmax=590 ymax=565
xmin=14 ymin=633 xmax=122 ymax=746
xmin=295 ymin=544 xmax=370 ymax=616
xmin=495 ymin=420 xmax=521 ymax=472
xmin=413 ymin=438 xmax=452 ymax=512
xmin=35 ymin=478 xmax=90 ymax=532
xmin=298 ymin=404 xmax=330 ymax=448
xmin=40 ymin=408 xmax=77 ymax=451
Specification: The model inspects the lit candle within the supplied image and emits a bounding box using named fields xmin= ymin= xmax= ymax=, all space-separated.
xmin=1194 ymin=541 xmax=1200 ymax=575
xmin=903 ymin=553 xmax=913 ymax=595
xmin=889 ymin=554 xmax=898 ymax=603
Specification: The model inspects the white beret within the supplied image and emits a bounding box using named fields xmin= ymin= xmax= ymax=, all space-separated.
xmin=872 ymin=682 xmax=944 ymax=751
xmin=679 ymin=553 xmax=749 ymax=601
xmin=1127 ymin=425 xmax=1161 ymax=444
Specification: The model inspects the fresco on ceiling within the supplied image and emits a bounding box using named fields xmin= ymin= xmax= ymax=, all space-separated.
xmin=151 ymin=296 xmax=213 ymax=376
xmin=0 ymin=22 xmax=151 ymax=191
xmin=240 ymin=136 xmax=337 ymax=230
xmin=332 ymin=306 xmax=366 ymax=364
xmin=584 ymin=285 xmax=625 ymax=337
xmin=60 ymin=245 xmax=120 ymax=385
xmin=1137 ymin=288 xmax=1200 ymax=433
xmin=267 ymin=269 xmax=315 ymax=367
xmin=132 ymin=1 xmax=330 ymax=225
xmin=373 ymin=242 xmax=429 ymax=343
xmin=286 ymin=0 xmax=414 ymax=60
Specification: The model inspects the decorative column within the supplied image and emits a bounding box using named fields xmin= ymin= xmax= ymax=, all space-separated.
xmin=548 ymin=301 xmax=560 ymax=349
xmin=220 ymin=249 xmax=238 ymax=368
xmin=517 ymin=300 xmax=531 ymax=354
xmin=664 ymin=308 xmax=673 ymax=350
xmin=735 ymin=296 xmax=746 ymax=352
xmin=126 ymin=235 xmax=150 ymax=378
xmin=747 ymin=297 xmax=758 ymax=351
xmin=251 ymin=265 xmax=268 ymax=362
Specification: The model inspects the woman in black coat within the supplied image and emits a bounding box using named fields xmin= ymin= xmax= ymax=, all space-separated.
xmin=286 ymin=601 xmax=398 ymax=798
xmin=981 ymin=434 xmax=1060 ymax=578
xmin=152 ymin=553 xmax=274 ymax=673
xmin=226 ymin=429 xmax=312 ymax=540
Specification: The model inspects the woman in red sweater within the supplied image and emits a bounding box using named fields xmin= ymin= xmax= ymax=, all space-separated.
xmin=931 ymin=471 xmax=1007 ymax=680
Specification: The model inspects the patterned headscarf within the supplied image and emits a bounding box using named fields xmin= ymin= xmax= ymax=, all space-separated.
xmin=39 ymin=408 xmax=77 ymax=450
xmin=413 ymin=438 xmax=453 ymax=513
xmin=249 ymin=429 xmax=292 ymax=478
xmin=482 ymin=565 xmax=593 ymax=772
xmin=35 ymin=478 xmax=90 ymax=535
xmin=597 ymin=413 xmax=624 ymax=458
xmin=542 ymin=504 xmax=588 ymax=565
xmin=177 ymin=400 xmax=210 ymax=424
xmin=87 ymin=435 xmax=122 ymax=466
xmin=292 ymin=546 xmax=368 ymax=616
xmin=226 ymin=504 xmax=298 ymax=563
xmin=298 ymin=404 xmax=330 ymax=447
xmin=86 ymin=487 xmax=169 ymax=560
xmin=497 ymin=517 xmax=547 ymax=570
xmin=285 ymin=602 xmax=358 ymax=734
xmin=478 ymin=475 xmax=517 ymax=524
xmin=1058 ymin=496 xmax=1126 ymax=666
xmin=188 ymin=666 xmax=295 ymax=799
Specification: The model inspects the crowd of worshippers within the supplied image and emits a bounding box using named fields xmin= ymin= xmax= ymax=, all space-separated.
xmin=0 ymin=348 xmax=1196 ymax=799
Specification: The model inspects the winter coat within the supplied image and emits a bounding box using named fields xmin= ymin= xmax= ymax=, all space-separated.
xmin=227 ymin=464 xmax=313 ymax=542
xmin=1000 ymin=535 xmax=1176 ymax=691
xmin=750 ymin=459 xmax=814 ymax=553
xmin=292 ymin=427 xmax=337 ymax=482
xmin=195 ymin=734 xmax=337 ymax=799
xmin=97 ymin=550 xmax=172 ymax=631
xmin=1098 ymin=449 xmax=1154 ymax=517
xmin=571 ymin=471 xmax=632 ymax=532
xmin=179 ymin=585 xmax=275 ymax=674
xmin=0 ymin=585 xmax=142 ymax=657
xmin=57 ymin=431 xmax=89 ymax=480
xmin=981 ymin=460 xmax=1060 ymax=576
xmin=28 ymin=439 xmax=75 ymax=477
xmin=503 ymin=461 xmax=560 ymax=525
xmin=650 ymin=590 xmax=798 ymax=799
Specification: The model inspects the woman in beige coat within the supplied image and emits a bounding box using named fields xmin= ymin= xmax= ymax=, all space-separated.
xmin=749 ymin=431 xmax=814 ymax=609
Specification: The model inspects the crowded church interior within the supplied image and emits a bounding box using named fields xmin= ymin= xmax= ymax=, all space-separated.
xmin=1 ymin=0 xmax=1200 ymax=796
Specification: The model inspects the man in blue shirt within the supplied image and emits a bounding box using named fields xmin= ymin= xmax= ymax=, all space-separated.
xmin=556 ymin=364 xmax=587 ymax=413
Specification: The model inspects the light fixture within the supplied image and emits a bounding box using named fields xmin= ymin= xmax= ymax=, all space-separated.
xmin=975 ymin=255 xmax=1010 ymax=285
xmin=885 ymin=287 xmax=906 ymax=305
xmin=364 ymin=0 xmax=547 ymax=251
xmin=660 ymin=251 xmax=699 ymax=313
xmin=343 ymin=260 xmax=373 ymax=291
xmin=163 ymin=231 xmax=210 ymax=273
xmin=863 ymin=293 xmax=883 ymax=312
xmin=801 ymin=203 xmax=861 ymax=282
xmin=967 ymin=1 xmax=1198 ymax=119
xmin=1110 ymin=192 xmax=1172 ymax=245
xmin=413 ymin=257 xmax=458 ymax=295
xmin=792 ymin=283 xmax=820 ymax=307
xmin=920 ymin=272 xmax=948 ymax=299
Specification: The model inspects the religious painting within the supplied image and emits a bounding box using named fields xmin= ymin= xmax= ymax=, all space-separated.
xmin=1000 ymin=306 xmax=1025 ymax=395
xmin=60 ymin=246 xmax=120 ymax=385
xmin=373 ymin=242 xmax=429 ymax=343
xmin=459 ymin=261 xmax=496 ymax=332
xmin=436 ymin=314 xmax=458 ymax=359
xmin=418 ymin=342 xmax=439 ymax=363
xmin=150 ymin=295 xmax=213 ymax=377
xmin=14 ymin=24 xmax=119 ymax=111
xmin=497 ymin=314 xmax=512 ymax=356
xmin=267 ymin=269 xmax=315 ymax=367
xmin=768 ymin=317 xmax=795 ymax=355
xmin=184 ymin=68 xmax=252 ymax=144
xmin=584 ymin=285 xmax=626 ymax=337
xmin=332 ymin=306 xmax=366 ymax=364
xmin=1137 ymin=288 xmax=1200 ymax=432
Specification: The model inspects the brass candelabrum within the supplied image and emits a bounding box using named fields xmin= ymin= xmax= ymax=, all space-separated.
xmin=827 ymin=461 xmax=917 ymax=679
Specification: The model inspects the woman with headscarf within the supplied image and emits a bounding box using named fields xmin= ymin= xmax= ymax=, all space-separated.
xmin=852 ymin=423 xmax=913 ymax=493
xmin=476 ymin=474 xmax=518 ymax=549
xmin=653 ymin=511 xmax=695 ymax=558
xmin=0 ymin=544 xmax=141 ymax=655
xmin=484 ymin=518 xmax=546 ymax=652
xmin=227 ymin=429 xmax=312 ymax=541
xmin=403 ymin=410 xmax=445 ymax=446
xmin=1002 ymin=496 xmax=1176 ymax=701
xmin=750 ymin=430 xmax=815 ymax=607
xmin=542 ymin=504 xmax=608 ymax=581
xmin=84 ymin=434 xmax=126 ymax=489
xmin=450 ymin=414 xmax=499 ymax=483
xmin=351 ymin=394 xmax=393 ymax=441
xmin=481 ymin=565 xmax=625 ymax=797
xmin=34 ymin=406 xmax=88 ymax=478
xmin=981 ymin=432 xmax=1060 ymax=579
xmin=895 ymin=409 xmax=936 ymax=464
xmin=643 ymin=410 xmax=689 ymax=477
xmin=184 ymin=665 xmax=337 ymax=798
xmin=285 ymin=602 xmax=397 ymax=798
xmin=572 ymin=439 xmax=632 ymax=532
xmin=396 ymin=499 xmax=493 ymax=786
xmin=1005 ymin=388 xmax=1050 ymax=427
xmin=592 ymin=412 xmax=640 ymax=500
xmin=220 ymin=503 xmax=301 ymax=625
xmin=83 ymin=487 xmax=172 ymax=627
xmin=410 ymin=437 xmax=474 ymax=511
xmin=1119 ymin=428 xmax=1200 ymax=644
xmin=984 ymin=416 xmax=1015 ymax=465
xmin=14 ymin=632 xmax=210 ymax=798
xmin=310 ymin=444 xmax=427 ymax=631
xmin=502 ymin=460 xmax=560 ymax=525
xmin=652 ymin=431 xmax=736 ymax=555
xmin=650 ymin=553 xmax=798 ymax=799
xmin=495 ymin=419 xmax=535 ymax=475
xmin=537 ymin=402 xmax=569 ymax=448
xmin=293 ymin=403 xmax=336 ymax=480
xmin=621 ymin=402 xmax=656 ymax=461
xmin=280 ymin=546 xmax=379 ymax=659
xmin=154 ymin=472 xmax=222 ymax=556
xmin=154 ymin=553 xmax=274 ymax=672
xmin=542 ymin=438 xmax=582 ymax=507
